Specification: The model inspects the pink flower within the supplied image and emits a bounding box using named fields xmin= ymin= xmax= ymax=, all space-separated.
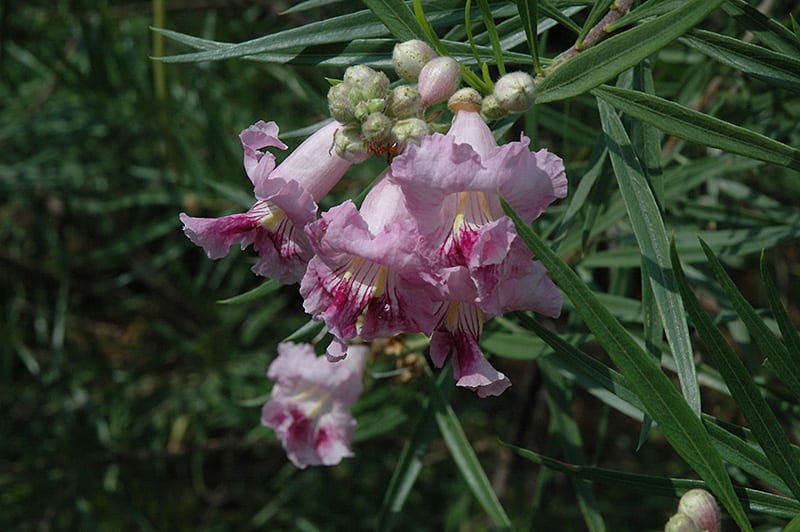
xmin=180 ymin=120 xmax=352 ymax=284
xmin=300 ymin=174 xmax=440 ymax=360
xmin=261 ymin=342 xmax=368 ymax=469
xmin=389 ymin=102 xmax=567 ymax=395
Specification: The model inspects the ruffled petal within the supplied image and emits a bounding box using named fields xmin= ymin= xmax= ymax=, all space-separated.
xmin=240 ymin=120 xmax=287 ymax=188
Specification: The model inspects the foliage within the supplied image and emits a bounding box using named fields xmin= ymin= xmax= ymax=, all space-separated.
xmin=2 ymin=0 xmax=800 ymax=530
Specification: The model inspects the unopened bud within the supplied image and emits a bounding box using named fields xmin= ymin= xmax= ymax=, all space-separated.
xmin=344 ymin=65 xmax=390 ymax=100
xmin=328 ymin=82 xmax=357 ymax=124
xmin=354 ymin=98 xmax=387 ymax=122
xmin=361 ymin=112 xmax=393 ymax=145
xmin=665 ymin=513 xmax=701 ymax=532
xmin=480 ymin=94 xmax=507 ymax=121
xmin=448 ymin=87 xmax=482 ymax=113
xmin=386 ymin=85 xmax=421 ymax=119
xmin=418 ymin=56 xmax=461 ymax=106
xmin=334 ymin=126 xmax=369 ymax=163
xmin=493 ymin=71 xmax=536 ymax=112
xmin=678 ymin=489 xmax=720 ymax=532
xmin=392 ymin=39 xmax=437 ymax=82
xmin=391 ymin=118 xmax=429 ymax=146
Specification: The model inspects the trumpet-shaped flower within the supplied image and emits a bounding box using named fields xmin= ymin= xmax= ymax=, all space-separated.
xmin=180 ymin=120 xmax=352 ymax=284
xmin=389 ymin=99 xmax=566 ymax=395
xmin=261 ymin=342 xmax=368 ymax=469
xmin=301 ymin=175 xmax=439 ymax=359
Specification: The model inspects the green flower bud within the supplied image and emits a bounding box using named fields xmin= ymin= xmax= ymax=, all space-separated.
xmin=328 ymin=81 xmax=357 ymax=124
xmin=392 ymin=39 xmax=437 ymax=82
xmin=493 ymin=71 xmax=536 ymax=112
xmin=354 ymin=98 xmax=387 ymax=122
xmin=333 ymin=126 xmax=369 ymax=163
xmin=480 ymin=93 xmax=507 ymax=121
xmin=361 ymin=112 xmax=393 ymax=145
xmin=447 ymin=87 xmax=482 ymax=113
xmin=343 ymin=65 xmax=390 ymax=100
xmin=665 ymin=513 xmax=701 ymax=532
xmin=391 ymin=118 xmax=429 ymax=146
xmin=386 ymin=85 xmax=421 ymax=119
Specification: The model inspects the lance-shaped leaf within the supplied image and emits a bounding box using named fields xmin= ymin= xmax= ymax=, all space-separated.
xmin=670 ymin=239 xmax=800 ymax=501
xmin=593 ymin=86 xmax=800 ymax=171
xmin=598 ymin=99 xmax=700 ymax=416
xmin=536 ymin=0 xmax=726 ymax=102
xmin=501 ymin=199 xmax=751 ymax=531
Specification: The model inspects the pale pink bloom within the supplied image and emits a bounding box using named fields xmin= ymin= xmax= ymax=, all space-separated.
xmin=301 ymin=174 xmax=439 ymax=360
xmin=180 ymin=120 xmax=352 ymax=284
xmin=418 ymin=56 xmax=461 ymax=106
xmin=389 ymin=107 xmax=567 ymax=396
xmin=261 ymin=342 xmax=367 ymax=469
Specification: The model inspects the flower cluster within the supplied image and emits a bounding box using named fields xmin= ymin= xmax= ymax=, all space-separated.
xmin=180 ymin=41 xmax=566 ymax=466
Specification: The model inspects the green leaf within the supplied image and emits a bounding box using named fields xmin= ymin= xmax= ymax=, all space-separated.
xmin=217 ymin=279 xmax=281 ymax=304
xmin=682 ymin=30 xmax=800 ymax=92
xmin=761 ymin=254 xmax=800 ymax=378
xmin=593 ymin=85 xmax=800 ymax=171
xmin=362 ymin=0 xmax=427 ymax=42
xmin=501 ymin=199 xmax=752 ymax=531
xmin=786 ymin=512 xmax=800 ymax=532
xmin=670 ymin=239 xmax=800 ymax=500
xmin=722 ymin=0 xmax=800 ymax=56
xmin=507 ymin=445 xmax=800 ymax=519
xmin=377 ymin=372 xmax=445 ymax=531
xmin=702 ymin=243 xmax=800 ymax=404
xmin=536 ymin=0 xmax=726 ymax=102
xmin=476 ymin=0 xmax=505 ymax=75
xmin=425 ymin=365 xmax=512 ymax=529
xmin=598 ymin=99 xmax=700 ymax=416
xmin=516 ymin=0 xmax=543 ymax=75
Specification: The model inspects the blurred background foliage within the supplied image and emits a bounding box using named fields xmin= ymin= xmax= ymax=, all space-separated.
xmin=2 ymin=0 xmax=800 ymax=530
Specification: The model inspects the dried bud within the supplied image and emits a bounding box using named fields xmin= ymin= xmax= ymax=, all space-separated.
xmin=480 ymin=93 xmax=507 ymax=121
xmin=447 ymin=87 xmax=482 ymax=113
xmin=391 ymin=118 xmax=429 ymax=146
xmin=492 ymin=71 xmax=536 ymax=112
xmin=344 ymin=65 xmax=390 ymax=100
xmin=392 ymin=39 xmax=437 ymax=82
xmin=333 ymin=126 xmax=369 ymax=163
xmin=418 ymin=56 xmax=461 ymax=106
xmin=665 ymin=513 xmax=701 ymax=532
xmin=361 ymin=112 xmax=393 ymax=145
xmin=328 ymin=82 xmax=357 ymax=124
xmin=386 ymin=85 xmax=421 ymax=119
xmin=678 ymin=489 xmax=720 ymax=532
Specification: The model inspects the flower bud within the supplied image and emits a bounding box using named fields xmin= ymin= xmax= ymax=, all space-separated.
xmin=418 ymin=56 xmax=461 ymax=106
xmin=392 ymin=39 xmax=437 ymax=82
xmin=493 ymin=71 xmax=536 ymax=112
xmin=391 ymin=118 xmax=429 ymax=146
xmin=480 ymin=93 xmax=507 ymax=121
xmin=333 ymin=126 xmax=369 ymax=163
xmin=678 ymin=489 xmax=720 ymax=532
xmin=386 ymin=85 xmax=421 ymax=119
xmin=447 ymin=87 xmax=482 ymax=113
xmin=328 ymin=82 xmax=357 ymax=124
xmin=665 ymin=513 xmax=701 ymax=532
xmin=361 ymin=112 xmax=393 ymax=145
xmin=344 ymin=65 xmax=390 ymax=100
xmin=354 ymin=98 xmax=387 ymax=122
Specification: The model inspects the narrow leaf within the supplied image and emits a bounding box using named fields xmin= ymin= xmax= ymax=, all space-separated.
xmin=217 ymin=279 xmax=281 ymax=304
xmin=598 ymin=99 xmax=700 ymax=416
xmin=593 ymin=85 xmax=800 ymax=171
xmin=722 ymin=0 xmax=800 ymax=56
xmin=426 ymin=366 xmax=513 ymax=529
xmin=515 ymin=0 xmax=543 ymax=75
xmin=670 ymin=239 xmax=800 ymax=501
xmin=501 ymin=199 xmax=752 ymax=531
xmin=476 ymin=0 xmax=505 ymax=75
xmin=536 ymin=0 xmax=726 ymax=102
xmin=761 ymin=253 xmax=800 ymax=374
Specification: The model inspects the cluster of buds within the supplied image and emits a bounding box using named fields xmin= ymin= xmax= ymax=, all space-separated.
xmin=180 ymin=40 xmax=563 ymax=468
